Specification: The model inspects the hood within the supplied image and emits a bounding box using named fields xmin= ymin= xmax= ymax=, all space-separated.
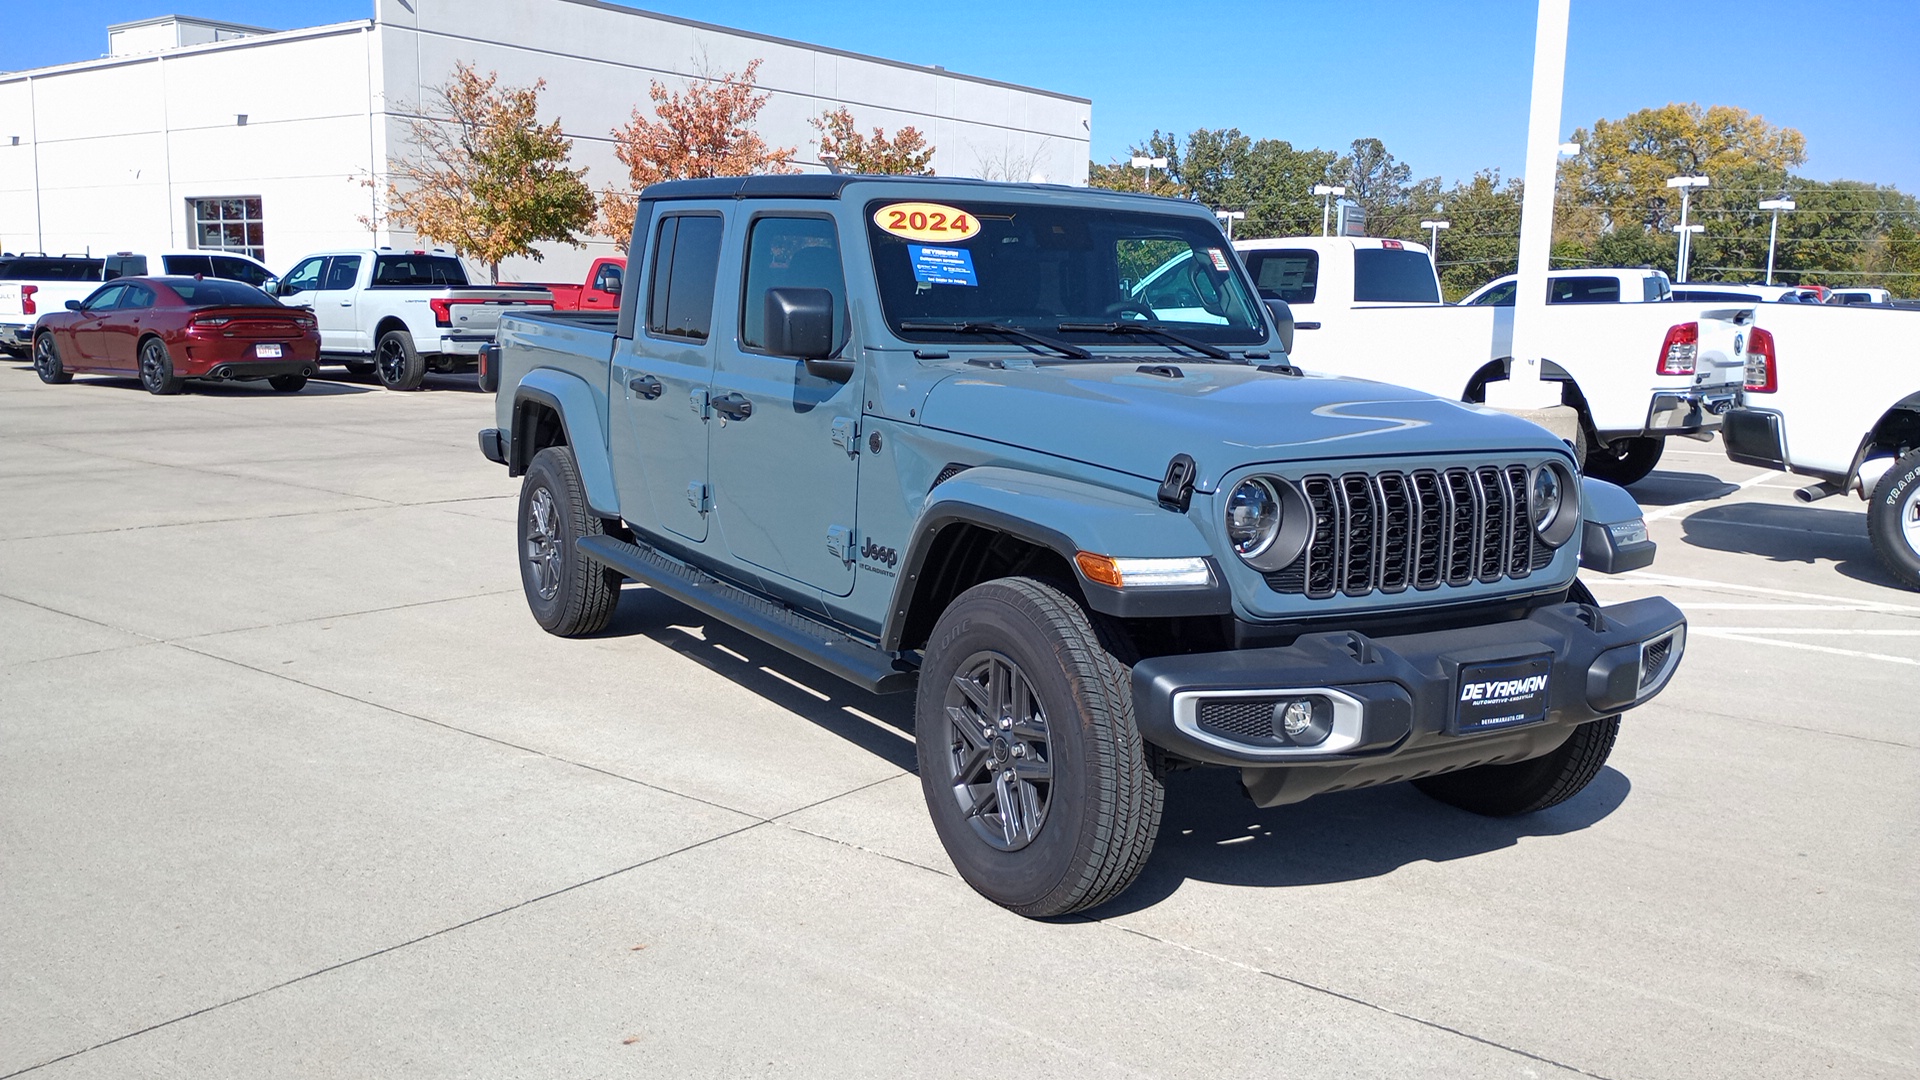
xmin=916 ymin=359 xmax=1566 ymax=490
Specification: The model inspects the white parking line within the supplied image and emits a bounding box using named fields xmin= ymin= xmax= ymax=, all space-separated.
xmin=1691 ymin=629 xmax=1920 ymax=667
xmin=1643 ymin=471 xmax=1781 ymax=521
xmin=1596 ymin=572 xmax=1920 ymax=614
xmin=1700 ymin=628 xmax=1920 ymax=636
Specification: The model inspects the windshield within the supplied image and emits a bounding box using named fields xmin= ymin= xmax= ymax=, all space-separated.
xmin=1352 ymin=249 xmax=1440 ymax=303
xmin=866 ymin=199 xmax=1266 ymax=346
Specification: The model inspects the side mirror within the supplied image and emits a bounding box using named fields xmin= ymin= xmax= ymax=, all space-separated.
xmin=65 ymin=300 xmax=82 ymax=311
xmin=763 ymin=286 xmax=851 ymax=382
xmin=261 ymin=277 xmax=280 ymax=296
xmin=598 ymin=274 xmax=622 ymax=295
xmin=1263 ymin=298 xmax=1295 ymax=354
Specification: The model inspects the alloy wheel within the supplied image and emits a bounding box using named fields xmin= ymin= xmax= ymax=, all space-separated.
xmin=524 ymin=486 xmax=563 ymax=601
xmin=140 ymin=343 xmax=166 ymax=391
xmin=942 ymin=650 xmax=1054 ymax=851
xmin=34 ymin=336 xmax=56 ymax=379
xmin=378 ymin=336 xmax=407 ymax=385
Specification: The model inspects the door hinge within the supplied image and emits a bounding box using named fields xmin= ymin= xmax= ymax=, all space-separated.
xmin=826 ymin=524 xmax=854 ymax=565
xmin=686 ymin=481 xmax=711 ymax=513
xmin=830 ymin=417 xmax=860 ymax=456
xmin=689 ymin=387 xmax=710 ymax=419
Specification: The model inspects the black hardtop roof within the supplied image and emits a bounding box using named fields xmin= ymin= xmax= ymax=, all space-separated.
xmin=638 ymin=174 xmax=1190 ymax=210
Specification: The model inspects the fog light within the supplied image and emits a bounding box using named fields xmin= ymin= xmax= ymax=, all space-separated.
xmin=1273 ymin=698 xmax=1331 ymax=746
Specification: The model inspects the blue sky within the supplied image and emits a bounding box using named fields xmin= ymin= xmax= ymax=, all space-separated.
xmin=16 ymin=1 xmax=1919 ymax=192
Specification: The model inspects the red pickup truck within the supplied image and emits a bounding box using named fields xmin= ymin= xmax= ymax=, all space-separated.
xmin=528 ymin=256 xmax=625 ymax=311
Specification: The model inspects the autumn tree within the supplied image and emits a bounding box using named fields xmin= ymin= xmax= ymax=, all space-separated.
xmin=1561 ymin=103 xmax=1807 ymax=235
xmin=810 ymin=107 xmax=934 ymax=175
xmin=373 ymin=63 xmax=595 ymax=283
xmin=599 ymin=59 xmax=797 ymax=248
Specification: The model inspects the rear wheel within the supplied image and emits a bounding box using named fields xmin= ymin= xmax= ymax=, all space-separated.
xmin=518 ymin=445 xmax=621 ymax=636
xmin=268 ymin=374 xmax=308 ymax=393
xmin=1867 ymin=448 xmax=1920 ymax=591
xmin=138 ymin=338 xmax=185 ymax=395
xmin=916 ymin=577 xmax=1162 ymax=917
xmin=374 ymin=330 xmax=425 ymax=390
xmin=33 ymin=333 xmax=72 ymax=384
xmin=1583 ymin=436 xmax=1664 ymax=485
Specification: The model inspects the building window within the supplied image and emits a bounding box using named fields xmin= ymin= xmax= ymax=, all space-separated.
xmin=188 ymin=197 xmax=266 ymax=263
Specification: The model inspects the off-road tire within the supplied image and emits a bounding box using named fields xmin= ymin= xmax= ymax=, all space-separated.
xmin=1413 ymin=715 xmax=1620 ymax=817
xmin=33 ymin=333 xmax=72 ymax=384
xmin=344 ymin=361 xmax=376 ymax=376
xmin=518 ymin=446 xmax=621 ymax=636
xmin=374 ymin=329 xmax=426 ymax=391
xmin=268 ymin=374 xmax=308 ymax=393
xmin=1867 ymin=448 xmax=1920 ymax=591
xmin=138 ymin=338 xmax=186 ymax=395
xmin=916 ymin=577 xmax=1163 ymax=917
xmin=1584 ymin=435 xmax=1664 ymax=486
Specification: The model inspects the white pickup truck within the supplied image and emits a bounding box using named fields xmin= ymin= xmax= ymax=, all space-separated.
xmin=1720 ymin=304 xmax=1920 ymax=588
xmin=1460 ymin=267 xmax=1673 ymax=307
xmin=0 ymin=256 xmax=106 ymax=355
xmin=1230 ymin=237 xmax=1756 ymax=485
xmin=271 ymin=248 xmax=553 ymax=390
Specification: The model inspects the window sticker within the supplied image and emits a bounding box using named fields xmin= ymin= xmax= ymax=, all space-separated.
xmin=874 ymin=202 xmax=981 ymax=242
xmin=1207 ymin=247 xmax=1230 ymax=272
xmin=910 ymin=245 xmax=977 ymax=286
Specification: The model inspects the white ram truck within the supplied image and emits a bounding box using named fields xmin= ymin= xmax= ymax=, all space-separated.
xmin=1230 ymin=237 xmax=1756 ymax=485
xmin=272 ymin=248 xmax=552 ymax=390
xmin=1460 ymin=267 xmax=1673 ymax=307
xmin=1720 ymin=304 xmax=1920 ymax=588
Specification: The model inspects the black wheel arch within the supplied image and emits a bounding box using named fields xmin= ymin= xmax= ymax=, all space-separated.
xmin=507 ymin=386 xmax=571 ymax=478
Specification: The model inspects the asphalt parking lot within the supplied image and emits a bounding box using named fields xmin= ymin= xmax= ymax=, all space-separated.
xmin=2 ymin=364 xmax=1915 ymax=1080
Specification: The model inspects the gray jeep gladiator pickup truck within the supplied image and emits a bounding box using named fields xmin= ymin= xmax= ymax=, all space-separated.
xmin=479 ymin=176 xmax=1686 ymax=917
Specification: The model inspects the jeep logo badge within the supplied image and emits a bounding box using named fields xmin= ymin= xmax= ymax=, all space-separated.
xmin=860 ymin=538 xmax=899 ymax=568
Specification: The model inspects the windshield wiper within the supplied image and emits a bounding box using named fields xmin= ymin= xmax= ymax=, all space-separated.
xmin=1055 ymin=321 xmax=1237 ymax=362
xmin=898 ymin=321 xmax=1093 ymax=360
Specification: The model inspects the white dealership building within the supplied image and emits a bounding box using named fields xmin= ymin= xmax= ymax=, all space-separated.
xmin=0 ymin=0 xmax=1092 ymax=282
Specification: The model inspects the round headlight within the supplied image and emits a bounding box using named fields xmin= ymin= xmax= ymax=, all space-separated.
xmin=1226 ymin=478 xmax=1281 ymax=560
xmin=1530 ymin=463 xmax=1577 ymax=547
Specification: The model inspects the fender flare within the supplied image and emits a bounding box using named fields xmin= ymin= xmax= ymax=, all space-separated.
xmin=511 ymin=368 xmax=619 ymax=519
xmin=880 ymin=467 xmax=1230 ymax=650
xmin=1846 ymin=391 xmax=1920 ymax=484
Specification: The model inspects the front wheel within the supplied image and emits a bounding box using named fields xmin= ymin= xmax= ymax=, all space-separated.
xmin=518 ymin=445 xmax=621 ymax=636
xmin=1583 ymin=436 xmax=1664 ymax=486
xmin=916 ymin=577 xmax=1163 ymax=917
xmin=139 ymin=338 xmax=186 ymax=395
xmin=374 ymin=330 xmax=426 ymax=391
xmin=1867 ymin=449 xmax=1920 ymax=591
xmin=1413 ymin=715 xmax=1619 ymax=816
xmin=34 ymin=333 xmax=72 ymax=384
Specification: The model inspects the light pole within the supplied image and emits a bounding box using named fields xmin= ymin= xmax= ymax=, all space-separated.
xmin=1666 ymin=175 xmax=1709 ymax=282
xmin=1130 ymin=155 xmax=1168 ymax=192
xmin=1419 ymin=218 xmax=1449 ymax=262
xmin=1759 ymin=195 xmax=1796 ymax=285
xmin=819 ymin=150 xmax=841 ymax=175
xmin=1312 ymin=184 xmax=1345 ymax=237
xmin=1215 ymin=209 xmax=1245 ymax=241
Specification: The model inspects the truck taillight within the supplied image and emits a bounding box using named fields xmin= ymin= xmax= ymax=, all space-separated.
xmin=430 ymin=298 xmax=454 ymax=327
xmin=1744 ymin=327 xmax=1777 ymax=393
xmin=20 ymin=285 xmax=37 ymax=316
xmin=1657 ymin=322 xmax=1698 ymax=376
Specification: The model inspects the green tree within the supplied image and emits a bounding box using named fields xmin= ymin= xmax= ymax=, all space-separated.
xmin=373 ymin=63 xmax=596 ymax=283
xmin=1560 ymin=103 xmax=1806 ymax=238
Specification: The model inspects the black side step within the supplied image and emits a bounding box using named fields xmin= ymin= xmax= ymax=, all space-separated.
xmin=577 ymin=534 xmax=918 ymax=695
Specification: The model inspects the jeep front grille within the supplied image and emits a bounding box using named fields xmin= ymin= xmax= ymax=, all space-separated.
xmin=1265 ymin=465 xmax=1555 ymax=599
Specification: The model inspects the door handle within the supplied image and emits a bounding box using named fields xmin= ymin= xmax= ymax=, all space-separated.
xmin=1295 ymin=322 xmax=1322 ymax=330
xmin=339 ymin=301 xmax=353 ymax=307
xmin=628 ymin=374 xmax=663 ymax=400
xmin=712 ymin=391 xmax=753 ymax=421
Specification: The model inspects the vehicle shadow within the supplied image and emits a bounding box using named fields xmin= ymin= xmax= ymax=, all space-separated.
xmin=601 ymin=585 xmax=919 ymax=773
xmin=1625 ymin=468 xmax=1737 ymax=506
xmin=45 ymin=375 xmax=377 ymax=396
xmin=312 ymin=369 xmax=488 ymax=393
xmin=1679 ymin=502 xmax=1902 ymax=589
xmin=595 ymin=583 xmax=1630 ymax=909
xmin=1084 ymin=763 xmax=1630 ymax=918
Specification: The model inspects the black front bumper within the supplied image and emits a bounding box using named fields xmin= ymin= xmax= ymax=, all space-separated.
xmin=1131 ymin=596 xmax=1686 ymax=806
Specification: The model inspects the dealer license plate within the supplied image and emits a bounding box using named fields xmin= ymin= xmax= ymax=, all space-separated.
xmin=255 ymin=343 xmax=283 ymax=358
xmin=1453 ymin=656 xmax=1551 ymax=734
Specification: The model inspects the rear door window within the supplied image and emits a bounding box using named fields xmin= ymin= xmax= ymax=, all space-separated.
xmin=1242 ymin=250 xmax=1319 ymax=305
xmin=645 ymin=215 xmax=724 ymax=341
xmin=1352 ymin=249 xmax=1440 ymax=303
xmin=323 ymin=256 xmax=362 ymax=291
xmin=115 ymin=284 xmax=158 ymax=310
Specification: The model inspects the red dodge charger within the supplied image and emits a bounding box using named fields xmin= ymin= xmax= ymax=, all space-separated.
xmin=32 ymin=276 xmax=321 ymax=395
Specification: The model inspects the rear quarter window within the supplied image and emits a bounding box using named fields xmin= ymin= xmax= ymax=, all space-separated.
xmin=1353 ymin=249 xmax=1440 ymax=303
